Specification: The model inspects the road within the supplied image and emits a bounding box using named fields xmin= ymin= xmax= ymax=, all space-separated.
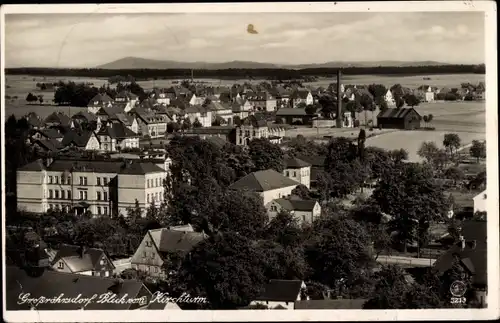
xmin=376 ymin=255 xmax=436 ymax=267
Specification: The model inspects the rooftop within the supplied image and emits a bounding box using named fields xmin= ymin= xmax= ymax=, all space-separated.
xmin=229 ymin=169 xmax=300 ymax=192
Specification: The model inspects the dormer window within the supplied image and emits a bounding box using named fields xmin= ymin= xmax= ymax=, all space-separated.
xmin=483 ymin=194 xmax=487 ymax=199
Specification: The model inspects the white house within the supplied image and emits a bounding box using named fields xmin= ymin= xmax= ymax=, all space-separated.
xmin=283 ymin=157 xmax=312 ymax=189
xmin=266 ymin=198 xmax=321 ymax=225
xmin=184 ymin=105 xmax=212 ymax=127
xmin=228 ymin=169 xmax=300 ymax=205
xmin=250 ymin=280 xmax=308 ymax=310
xmin=473 ymin=190 xmax=487 ymax=214
xmin=291 ymin=90 xmax=314 ymax=108
xmin=115 ymin=91 xmax=139 ymax=113
xmin=50 ymin=245 xmax=115 ymax=277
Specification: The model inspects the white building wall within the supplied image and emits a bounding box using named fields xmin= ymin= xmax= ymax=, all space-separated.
xmin=260 ymin=184 xmax=299 ymax=205
xmin=473 ymin=190 xmax=487 ymax=213
xmin=283 ymin=166 xmax=311 ymax=189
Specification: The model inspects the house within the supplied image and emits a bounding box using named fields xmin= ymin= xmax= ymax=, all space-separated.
xmin=61 ymin=130 xmax=100 ymax=150
xmin=208 ymin=102 xmax=235 ymax=125
xmin=473 ymin=190 xmax=487 ymax=214
xmin=384 ymin=89 xmax=395 ymax=105
xmin=184 ymin=105 xmax=212 ymax=127
xmin=266 ymin=197 xmax=321 ymax=225
xmin=276 ymin=108 xmax=315 ymax=126
xmin=32 ymin=139 xmax=64 ymax=154
xmin=87 ymin=93 xmax=114 ymax=114
xmin=291 ymin=90 xmax=313 ymax=107
xmin=71 ymin=111 xmax=98 ymax=130
xmin=267 ymin=124 xmax=289 ymax=145
xmin=24 ymin=112 xmax=44 ymax=129
xmin=51 ymin=245 xmax=115 ymax=277
xmin=96 ymin=105 xmax=128 ymax=123
xmin=377 ymin=108 xmax=421 ymax=130
xmin=16 ymin=157 xmax=169 ymax=216
xmin=228 ymin=169 xmax=300 ymax=205
xmin=108 ymin=112 xmax=140 ymax=133
xmin=150 ymin=88 xmax=170 ymax=105
xmin=283 ymin=157 xmax=311 ymax=189
xmin=114 ymin=91 xmax=139 ymax=113
xmin=6 ymin=266 xmax=152 ymax=310
xmin=295 ymin=155 xmax=325 ymax=190
xmin=130 ymin=225 xmax=207 ymax=278
xmin=97 ymin=122 xmax=140 ymax=152
xmin=129 ymin=107 xmax=169 ymax=138
xmin=232 ymin=102 xmax=252 ymax=120
xmin=250 ymin=280 xmax=308 ymax=310
xmin=433 ymin=220 xmax=488 ymax=307
xmin=246 ymin=91 xmax=277 ymax=112
xmin=31 ymin=128 xmax=64 ymax=142
xmin=235 ymin=114 xmax=269 ymax=146
xmin=294 ymin=299 xmax=367 ymax=309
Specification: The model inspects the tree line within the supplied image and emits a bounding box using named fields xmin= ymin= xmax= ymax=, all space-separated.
xmin=6 ymin=64 xmax=485 ymax=79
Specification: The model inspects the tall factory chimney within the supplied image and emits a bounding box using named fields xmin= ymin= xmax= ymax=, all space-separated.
xmin=336 ymin=69 xmax=343 ymax=128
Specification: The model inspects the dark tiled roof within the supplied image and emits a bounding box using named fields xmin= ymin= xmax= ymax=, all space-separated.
xmin=433 ymin=220 xmax=487 ymax=286
xmin=89 ymin=93 xmax=113 ymax=105
xmin=97 ymin=106 xmax=125 ymax=118
xmin=19 ymin=158 xmax=164 ymax=175
xmin=34 ymin=139 xmax=63 ymax=152
xmin=377 ymin=108 xmax=420 ymax=119
xmin=62 ymin=130 xmax=96 ymax=148
xmin=274 ymin=198 xmax=317 ymax=212
xmin=291 ymin=90 xmax=311 ymax=100
xmin=294 ymin=299 xmax=367 ymax=309
xmin=72 ymin=111 xmax=98 ymax=122
xmin=116 ymin=91 xmax=138 ymax=100
xmin=6 ymin=266 xmax=150 ymax=310
xmin=255 ymin=280 xmax=304 ymax=302
xmin=295 ymin=155 xmax=326 ymax=168
xmin=97 ymin=122 xmax=138 ymax=139
xmin=44 ymin=112 xmax=71 ymax=126
xmin=229 ymin=169 xmax=299 ymax=192
xmin=284 ymin=157 xmax=311 ymax=168
xmin=25 ymin=113 xmax=43 ymax=127
xmin=153 ymin=229 xmax=206 ymax=253
xmin=206 ymin=136 xmax=228 ymax=148
xmin=276 ymin=108 xmax=308 ymax=116
xmin=34 ymin=128 xmax=64 ymax=139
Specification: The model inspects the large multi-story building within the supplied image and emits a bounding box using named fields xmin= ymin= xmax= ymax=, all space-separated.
xmin=16 ymin=157 xmax=170 ymax=217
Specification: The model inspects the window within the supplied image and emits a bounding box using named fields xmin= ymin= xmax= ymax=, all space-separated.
xmin=61 ymin=177 xmax=65 ymax=185
xmin=103 ymin=177 xmax=108 ymax=185
xmin=97 ymin=177 xmax=101 ymax=186
xmin=285 ymin=171 xmax=290 ymax=177
xmin=103 ymin=207 xmax=108 ymax=215
xmin=293 ymin=171 xmax=297 ymax=177
xmin=143 ymin=252 xmax=147 ymax=258
xmin=55 ymin=176 xmax=59 ymax=184
xmin=61 ymin=190 xmax=65 ymax=199
xmin=100 ymin=259 xmax=105 ymax=265
xmin=83 ymin=177 xmax=87 ymax=186
xmin=103 ymin=192 xmax=108 ymax=201
xmin=104 ymin=271 xmax=109 ymax=277
xmin=67 ymin=176 xmax=71 ymax=183
xmin=97 ymin=192 xmax=101 ymax=200
xmin=146 ymin=241 xmax=152 ymax=247
xmin=67 ymin=190 xmax=71 ymax=200
xmin=155 ymin=178 xmax=158 ymax=187
xmin=58 ymin=261 xmax=64 ymax=269
xmin=147 ymin=194 xmax=150 ymax=203
xmin=97 ymin=207 xmax=101 ymax=215
xmin=152 ymin=253 xmax=155 ymax=259
xmin=49 ymin=176 xmax=53 ymax=184
xmin=79 ymin=176 xmax=84 ymax=185
xmin=49 ymin=190 xmax=53 ymax=199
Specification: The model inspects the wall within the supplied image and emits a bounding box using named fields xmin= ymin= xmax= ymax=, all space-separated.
xmin=473 ymin=191 xmax=487 ymax=213
xmin=145 ymin=172 xmax=166 ymax=207
xmin=130 ymin=231 xmax=165 ymax=277
xmin=17 ymin=170 xmax=46 ymax=213
xmin=312 ymin=119 xmax=335 ymax=128
xmin=117 ymin=173 xmax=146 ymax=216
xmin=261 ymin=185 xmax=299 ymax=205
xmin=85 ymin=135 xmax=100 ymax=150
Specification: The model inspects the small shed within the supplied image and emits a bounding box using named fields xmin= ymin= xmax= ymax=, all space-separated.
xmin=376 ymin=108 xmax=421 ymax=130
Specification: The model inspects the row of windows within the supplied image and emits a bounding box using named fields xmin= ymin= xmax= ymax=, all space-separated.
xmin=96 ymin=177 xmax=110 ymax=186
xmin=147 ymin=178 xmax=163 ymax=188
xmin=48 ymin=203 xmax=108 ymax=215
xmin=142 ymin=251 xmax=156 ymax=259
xmin=48 ymin=190 xmax=71 ymax=200
xmin=96 ymin=206 xmax=109 ymax=215
xmin=284 ymin=170 xmax=310 ymax=177
xmin=147 ymin=192 xmax=162 ymax=203
xmin=48 ymin=175 xmax=71 ymax=185
xmin=96 ymin=191 xmax=108 ymax=201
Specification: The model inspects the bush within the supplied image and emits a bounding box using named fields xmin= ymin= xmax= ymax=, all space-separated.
xmin=444 ymin=93 xmax=459 ymax=101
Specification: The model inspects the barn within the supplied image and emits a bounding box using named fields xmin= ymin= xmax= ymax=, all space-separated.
xmin=377 ymin=108 xmax=422 ymax=130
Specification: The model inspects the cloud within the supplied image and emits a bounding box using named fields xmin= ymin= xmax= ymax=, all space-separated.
xmin=4 ymin=12 xmax=485 ymax=67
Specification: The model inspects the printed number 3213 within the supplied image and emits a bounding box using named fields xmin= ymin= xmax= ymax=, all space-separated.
xmin=450 ymin=297 xmax=467 ymax=304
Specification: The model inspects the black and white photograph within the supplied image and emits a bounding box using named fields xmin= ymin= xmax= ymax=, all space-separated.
xmin=1 ymin=2 xmax=498 ymax=322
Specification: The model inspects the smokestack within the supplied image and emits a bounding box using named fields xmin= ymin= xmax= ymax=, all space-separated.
xmin=336 ymin=70 xmax=343 ymax=128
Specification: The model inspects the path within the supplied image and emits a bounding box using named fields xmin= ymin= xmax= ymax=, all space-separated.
xmin=376 ymin=255 xmax=436 ymax=267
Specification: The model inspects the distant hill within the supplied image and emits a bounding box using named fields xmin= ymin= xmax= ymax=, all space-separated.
xmin=97 ymin=57 xmax=452 ymax=70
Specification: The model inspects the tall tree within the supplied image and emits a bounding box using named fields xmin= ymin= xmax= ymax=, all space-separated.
xmin=469 ymin=140 xmax=486 ymax=163
xmin=443 ymin=133 xmax=462 ymax=158
xmin=248 ymin=138 xmax=285 ymax=173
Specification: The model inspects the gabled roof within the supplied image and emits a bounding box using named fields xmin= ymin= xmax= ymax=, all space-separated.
xmin=6 ymin=266 xmax=149 ymax=310
xmin=33 ymin=128 xmax=64 ymax=139
xmin=433 ymin=220 xmax=487 ymax=286
xmin=97 ymin=122 xmax=138 ymax=139
xmin=33 ymin=139 xmax=63 ymax=152
xmin=274 ymin=198 xmax=318 ymax=212
xmin=51 ymin=244 xmax=114 ymax=273
xmin=116 ymin=91 xmax=138 ymax=100
xmin=62 ymin=130 xmax=96 ymax=148
xmin=72 ymin=111 xmax=98 ymax=122
xmin=295 ymin=155 xmax=325 ymax=168
xmin=377 ymin=108 xmax=420 ymax=119
xmin=119 ymin=161 xmax=165 ymax=175
xmin=111 ymin=113 xmax=135 ymax=126
xmin=255 ymin=280 xmax=304 ymax=302
xmin=44 ymin=112 xmax=71 ymax=126
xmin=148 ymin=228 xmax=206 ymax=255
xmin=284 ymin=156 xmax=311 ymax=168
xmin=97 ymin=105 xmax=125 ymax=118
xmin=229 ymin=169 xmax=300 ymax=192
xmin=246 ymin=91 xmax=273 ymax=101
xmin=88 ymin=93 xmax=113 ymax=105
xmin=24 ymin=113 xmax=43 ymax=127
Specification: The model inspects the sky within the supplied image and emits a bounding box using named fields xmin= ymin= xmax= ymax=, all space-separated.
xmin=4 ymin=12 xmax=485 ymax=68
